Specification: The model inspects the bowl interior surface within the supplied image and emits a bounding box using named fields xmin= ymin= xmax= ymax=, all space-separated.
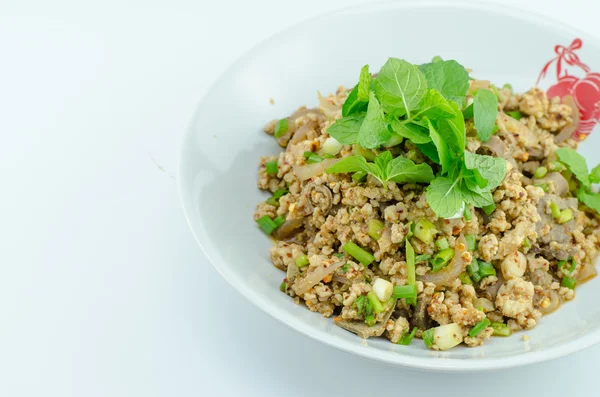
xmin=179 ymin=1 xmax=600 ymax=370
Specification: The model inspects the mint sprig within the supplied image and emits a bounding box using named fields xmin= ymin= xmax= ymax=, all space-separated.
xmin=326 ymin=151 xmax=434 ymax=186
xmin=324 ymin=56 xmax=509 ymax=218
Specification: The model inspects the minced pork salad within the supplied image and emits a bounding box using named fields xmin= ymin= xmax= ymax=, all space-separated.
xmin=254 ymin=57 xmax=600 ymax=350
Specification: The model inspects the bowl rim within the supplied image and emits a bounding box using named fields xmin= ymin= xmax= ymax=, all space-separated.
xmin=178 ymin=0 xmax=600 ymax=371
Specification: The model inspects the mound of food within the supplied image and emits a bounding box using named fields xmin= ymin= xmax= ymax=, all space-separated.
xmin=254 ymin=57 xmax=600 ymax=350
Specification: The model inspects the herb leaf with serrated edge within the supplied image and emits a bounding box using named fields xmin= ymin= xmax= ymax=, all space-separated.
xmin=578 ymin=188 xmax=600 ymax=213
xmin=357 ymin=92 xmax=391 ymax=149
xmin=374 ymin=58 xmax=427 ymax=117
xmin=418 ymin=60 xmax=470 ymax=105
xmin=464 ymin=151 xmax=507 ymax=191
xmin=426 ymin=176 xmax=464 ymax=218
xmin=342 ymin=85 xmax=368 ymax=117
xmin=590 ymin=164 xmax=600 ymax=184
xmin=388 ymin=118 xmax=431 ymax=144
xmin=387 ymin=157 xmax=435 ymax=183
xmin=327 ymin=113 xmax=365 ymax=144
xmin=473 ymin=89 xmax=498 ymax=142
xmin=358 ymin=65 xmax=371 ymax=101
xmin=416 ymin=88 xmax=455 ymax=120
xmin=556 ymin=147 xmax=590 ymax=187
xmin=326 ymin=152 xmax=433 ymax=186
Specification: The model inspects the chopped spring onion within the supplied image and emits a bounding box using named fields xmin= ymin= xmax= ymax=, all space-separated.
xmin=558 ymin=209 xmax=573 ymax=224
xmin=503 ymin=83 xmax=513 ymax=92
xmin=562 ymin=276 xmax=576 ymax=289
xmin=333 ymin=253 xmax=345 ymax=259
xmin=459 ymin=272 xmax=473 ymax=285
xmin=365 ymin=315 xmax=376 ymax=327
xmin=368 ymin=219 xmax=385 ymax=241
xmin=343 ymin=241 xmax=375 ymax=266
xmin=522 ymin=237 xmax=531 ymax=249
xmin=352 ymin=171 xmax=367 ymax=182
xmin=415 ymin=254 xmax=431 ymax=263
xmin=436 ymin=237 xmax=450 ymax=251
xmin=398 ymin=328 xmax=418 ymax=345
xmin=367 ymin=291 xmax=384 ymax=314
xmin=550 ymin=201 xmax=561 ymax=219
xmin=478 ymin=260 xmax=496 ymax=278
xmin=274 ymin=118 xmax=288 ymax=138
xmin=482 ymin=203 xmax=496 ymax=216
xmin=279 ymin=280 xmax=287 ymax=292
xmin=465 ymin=234 xmax=477 ymax=251
xmin=266 ymin=188 xmax=288 ymax=206
xmin=413 ymin=218 xmax=438 ymax=244
xmin=265 ymin=161 xmax=278 ymax=175
xmin=406 ymin=240 xmax=416 ymax=306
xmin=273 ymin=215 xmax=285 ymax=228
xmin=295 ymin=255 xmax=309 ymax=268
xmin=431 ymin=248 xmax=455 ymax=272
xmin=506 ymin=110 xmax=523 ymax=120
xmin=548 ymin=160 xmax=566 ymax=172
xmin=534 ymin=166 xmax=548 ymax=179
xmin=490 ymin=322 xmax=511 ymax=337
xmin=393 ymin=284 xmax=417 ymax=300
xmin=534 ymin=183 xmax=549 ymax=192
xmin=323 ymin=137 xmax=343 ymax=156
xmin=467 ymin=260 xmax=482 ymax=283
xmin=303 ymin=151 xmax=323 ymax=164
xmin=340 ymin=263 xmax=350 ymax=273
xmin=256 ymin=215 xmax=278 ymax=235
xmin=464 ymin=207 xmax=472 ymax=221
xmin=373 ymin=278 xmax=394 ymax=302
xmin=469 ymin=318 xmax=491 ymax=337
xmin=422 ymin=329 xmax=434 ymax=348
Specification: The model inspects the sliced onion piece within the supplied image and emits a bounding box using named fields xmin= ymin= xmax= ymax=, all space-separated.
xmin=294 ymin=158 xmax=339 ymax=181
xmin=418 ymin=235 xmax=467 ymax=286
xmin=272 ymin=218 xmax=304 ymax=241
xmin=318 ymin=92 xmax=341 ymax=119
xmin=555 ymin=95 xmax=580 ymax=143
xmin=539 ymin=290 xmax=561 ymax=315
xmin=480 ymin=135 xmax=507 ymax=157
xmin=293 ymin=260 xmax=345 ymax=296
xmin=290 ymin=121 xmax=317 ymax=145
xmin=577 ymin=263 xmax=598 ymax=283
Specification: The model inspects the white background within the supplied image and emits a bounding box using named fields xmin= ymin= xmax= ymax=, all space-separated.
xmin=1 ymin=0 xmax=599 ymax=396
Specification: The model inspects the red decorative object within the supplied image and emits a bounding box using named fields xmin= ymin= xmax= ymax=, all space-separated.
xmin=537 ymin=38 xmax=600 ymax=141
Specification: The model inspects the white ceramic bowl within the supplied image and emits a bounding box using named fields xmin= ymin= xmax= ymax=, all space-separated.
xmin=178 ymin=1 xmax=600 ymax=371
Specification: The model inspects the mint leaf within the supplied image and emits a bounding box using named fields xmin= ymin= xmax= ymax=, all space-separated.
xmin=417 ymin=89 xmax=455 ymax=120
xmin=418 ymin=60 xmax=470 ymax=105
xmin=556 ymin=147 xmax=590 ymax=187
xmin=460 ymin=181 xmax=494 ymax=207
xmin=473 ymin=89 xmax=498 ymax=142
xmin=388 ymin=119 xmax=431 ymax=144
xmin=327 ymin=113 xmax=365 ymax=144
xmin=374 ymin=58 xmax=427 ymax=117
xmin=374 ymin=151 xmax=393 ymax=178
xmin=326 ymin=155 xmax=372 ymax=175
xmin=417 ymin=142 xmax=440 ymax=164
xmin=590 ymin=164 xmax=600 ymax=184
xmin=387 ymin=157 xmax=434 ymax=184
xmin=464 ymin=151 xmax=507 ymax=190
xmin=358 ymin=65 xmax=371 ymax=101
xmin=425 ymin=102 xmax=465 ymax=174
xmin=438 ymin=101 xmax=466 ymax=162
xmin=426 ymin=176 xmax=463 ymax=218
xmin=357 ymin=92 xmax=392 ymax=149
xmin=425 ymin=118 xmax=452 ymax=173
xmin=342 ymin=85 xmax=368 ymax=117
xmin=578 ymin=188 xmax=600 ymax=213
